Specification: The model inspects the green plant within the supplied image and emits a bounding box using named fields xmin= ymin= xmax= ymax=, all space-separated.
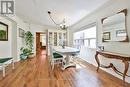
xmin=20 ymin=31 xmax=34 ymax=59
xmin=25 ymin=31 xmax=34 ymax=50
xmin=20 ymin=47 xmax=32 ymax=56
xmin=0 ymin=30 xmax=6 ymax=39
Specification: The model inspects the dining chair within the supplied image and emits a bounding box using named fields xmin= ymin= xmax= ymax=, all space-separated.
xmin=49 ymin=45 xmax=64 ymax=70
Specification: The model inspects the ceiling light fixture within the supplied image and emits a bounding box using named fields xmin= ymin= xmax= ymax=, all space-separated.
xmin=48 ymin=11 xmax=68 ymax=30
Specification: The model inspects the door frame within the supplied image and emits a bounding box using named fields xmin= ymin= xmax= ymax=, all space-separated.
xmin=36 ymin=31 xmax=48 ymax=55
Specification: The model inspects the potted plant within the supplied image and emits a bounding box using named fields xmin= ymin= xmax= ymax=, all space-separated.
xmin=25 ymin=31 xmax=34 ymax=58
xmin=20 ymin=47 xmax=32 ymax=60
xmin=20 ymin=31 xmax=34 ymax=60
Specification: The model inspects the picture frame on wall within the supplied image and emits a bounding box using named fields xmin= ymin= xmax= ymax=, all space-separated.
xmin=116 ymin=30 xmax=126 ymax=37
xmin=0 ymin=22 xmax=8 ymax=41
xmin=103 ymin=32 xmax=110 ymax=40
xmin=19 ymin=28 xmax=25 ymax=38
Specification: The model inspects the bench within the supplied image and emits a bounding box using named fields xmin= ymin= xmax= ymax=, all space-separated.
xmin=0 ymin=57 xmax=14 ymax=77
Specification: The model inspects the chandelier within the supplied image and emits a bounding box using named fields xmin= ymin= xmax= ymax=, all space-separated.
xmin=48 ymin=11 xmax=68 ymax=30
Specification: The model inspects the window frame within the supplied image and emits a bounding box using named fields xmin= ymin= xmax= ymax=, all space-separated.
xmin=73 ymin=23 xmax=97 ymax=49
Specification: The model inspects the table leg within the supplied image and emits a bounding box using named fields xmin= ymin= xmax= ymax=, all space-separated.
xmin=61 ymin=55 xmax=76 ymax=70
xmin=66 ymin=55 xmax=70 ymax=65
xmin=12 ymin=59 xmax=14 ymax=70
xmin=2 ymin=65 xmax=5 ymax=77
xmin=95 ymin=52 xmax=100 ymax=72
xmin=123 ymin=61 xmax=129 ymax=82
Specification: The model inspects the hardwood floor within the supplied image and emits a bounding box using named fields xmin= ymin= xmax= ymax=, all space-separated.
xmin=0 ymin=51 xmax=130 ymax=87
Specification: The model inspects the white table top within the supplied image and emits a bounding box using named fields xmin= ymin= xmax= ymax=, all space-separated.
xmin=53 ymin=46 xmax=80 ymax=54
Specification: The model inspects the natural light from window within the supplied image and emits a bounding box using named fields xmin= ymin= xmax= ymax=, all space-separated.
xmin=73 ymin=26 xmax=96 ymax=49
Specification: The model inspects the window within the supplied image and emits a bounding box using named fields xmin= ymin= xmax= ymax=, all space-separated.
xmin=73 ymin=26 xmax=96 ymax=49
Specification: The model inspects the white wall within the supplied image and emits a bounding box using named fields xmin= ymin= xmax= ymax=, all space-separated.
xmin=0 ymin=16 xmax=29 ymax=62
xmin=0 ymin=17 xmax=12 ymax=58
xmin=10 ymin=16 xmax=29 ymax=61
xmin=0 ymin=15 xmax=52 ymax=61
xmin=6 ymin=18 xmax=17 ymax=61
xmin=69 ymin=0 xmax=130 ymax=83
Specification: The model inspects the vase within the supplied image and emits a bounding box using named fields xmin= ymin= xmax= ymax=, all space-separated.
xmin=20 ymin=54 xmax=27 ymax=60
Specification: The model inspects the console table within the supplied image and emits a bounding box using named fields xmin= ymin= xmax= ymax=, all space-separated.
xmin=95 ymin=50 xmax=130 ymax=82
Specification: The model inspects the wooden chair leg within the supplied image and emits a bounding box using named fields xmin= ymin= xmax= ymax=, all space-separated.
xmin=2 ymin=65 xmax=5 ymax=77
xmin=12 ymin=60 xmax=15 ymax=70
xmin=52 ymin=61 xmax=54 ymax=70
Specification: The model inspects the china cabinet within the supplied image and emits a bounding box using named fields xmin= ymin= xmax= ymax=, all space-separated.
xmin=47 ymin=29 xmax=67 ymax=55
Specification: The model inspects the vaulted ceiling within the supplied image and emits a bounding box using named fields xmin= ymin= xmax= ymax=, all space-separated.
xmin=16 ymin=0 xmax=109 ymax=27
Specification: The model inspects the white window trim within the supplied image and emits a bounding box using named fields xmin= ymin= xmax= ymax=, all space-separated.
xmin=73 ymin=22 xmax=97 ymax=49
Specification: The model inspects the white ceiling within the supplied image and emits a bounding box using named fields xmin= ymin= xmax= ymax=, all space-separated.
xmin=16 ymin=0 xmax=109 ymax=27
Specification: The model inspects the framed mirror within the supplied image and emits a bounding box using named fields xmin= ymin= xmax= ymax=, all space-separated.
xmin=102 ymin=9 xmax=128 ymax=42
xmin=0 ymin=22 xmax=8 ymax=41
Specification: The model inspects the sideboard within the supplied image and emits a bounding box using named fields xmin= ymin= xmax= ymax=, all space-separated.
xmin=95 ymin=50 xmax=130 ymax=82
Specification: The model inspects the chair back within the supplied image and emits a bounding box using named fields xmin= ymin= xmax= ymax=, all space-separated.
xmin=49 ymin=45 xmax=54 ymax=60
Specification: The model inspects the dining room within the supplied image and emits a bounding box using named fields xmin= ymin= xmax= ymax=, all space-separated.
xmin=0 ymin=0 xmax=130 ymax=87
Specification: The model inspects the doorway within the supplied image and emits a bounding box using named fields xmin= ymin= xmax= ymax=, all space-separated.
xmin=36 ymin=32 xmax=47 ymax=55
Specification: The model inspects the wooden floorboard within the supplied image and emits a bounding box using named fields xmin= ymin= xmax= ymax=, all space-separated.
xmin=0 ymin=51 xmax=130 ymax=87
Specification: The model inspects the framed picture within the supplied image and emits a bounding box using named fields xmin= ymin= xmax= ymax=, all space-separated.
xmin=19 ymin=28 xmax=25 ymax=38
xmin=103 ymin=32 xmax=110 ymax=40
xmin=116 ymin=30 xmax=126 ymax=37
xmin=0 ymin=22 xmax=8 ymax=41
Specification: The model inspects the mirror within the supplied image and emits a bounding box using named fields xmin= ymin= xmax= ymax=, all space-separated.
xmin=102 ymin=9 xmax=128 ymax=42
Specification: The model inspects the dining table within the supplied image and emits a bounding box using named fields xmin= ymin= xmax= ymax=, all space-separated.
xmin=53 ymin=46 xmax=80 ymax=70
